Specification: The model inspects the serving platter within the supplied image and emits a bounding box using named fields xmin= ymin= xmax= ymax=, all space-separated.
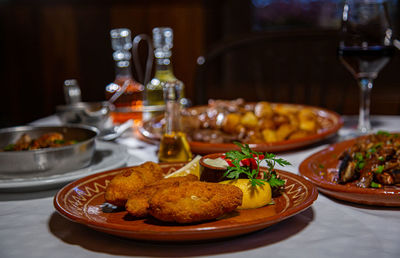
xmin=299 ymin=137 xmax=400 ymax=206
xmin=0 ymin=125 xmax=97 ymax=175
xmin=139 ymin=103 xmax=343 ymax=154
xmin=54 ymin=163 xmax=318 ymax=242
xmin=0 ymin=141 xmax=130 ymax=192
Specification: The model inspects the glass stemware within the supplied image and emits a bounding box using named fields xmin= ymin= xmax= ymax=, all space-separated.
xmin=338 ymin=0 xmax=395 ymax=134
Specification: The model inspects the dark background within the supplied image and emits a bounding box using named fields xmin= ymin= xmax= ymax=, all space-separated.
xmin=0 ymin=0 xmax=399 ymax=128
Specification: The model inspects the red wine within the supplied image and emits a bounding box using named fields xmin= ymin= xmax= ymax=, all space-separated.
xmin=338 ymin=46 xmax=395 ymax=79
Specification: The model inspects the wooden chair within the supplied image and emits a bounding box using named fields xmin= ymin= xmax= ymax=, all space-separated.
xmin=194 ymin=29 xmax=359 ymax=114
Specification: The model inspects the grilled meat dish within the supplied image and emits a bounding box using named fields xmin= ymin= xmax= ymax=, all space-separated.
xmin=338 ymin=132 xmax=400 ymax=188
xmin=3 ymin=132 xmax=77 ymax=151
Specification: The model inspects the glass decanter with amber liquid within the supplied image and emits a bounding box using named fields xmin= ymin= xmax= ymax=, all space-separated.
xmin=158 ymin=81 xmax=192 ymax=163
xmin=105 ymin=28 xmax=144 ymax=124
xmin=145 ymin=27 xmax=189 ymax=120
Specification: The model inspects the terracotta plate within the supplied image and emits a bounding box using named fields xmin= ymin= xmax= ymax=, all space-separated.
xmin=54 ymin=163 xmax=318 ymax=242
xmin=139 ymin=103 xmax=343 ymax=154
xmin=299 ymin=138 xmax=400 ymax=206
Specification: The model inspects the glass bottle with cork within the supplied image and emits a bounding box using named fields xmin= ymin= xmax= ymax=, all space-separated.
xmin=145 ymin=27 xmax=189 ymax=119
xmin=105 ymin=28 xmax=144 ymax=124
xmin=158 ymin=81 xmax=192 ymax=163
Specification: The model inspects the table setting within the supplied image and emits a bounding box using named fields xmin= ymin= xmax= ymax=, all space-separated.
xmin=0 ymin=112 xmax=399 ymax=258
xmin=1 ymin=1 xmax=400 ymax=257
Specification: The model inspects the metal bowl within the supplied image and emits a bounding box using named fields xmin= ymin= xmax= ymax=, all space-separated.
xmin=0 ymin=125 xmax=98 ymax=175
xmin=56 ymin=101 xmax=113 ymax=131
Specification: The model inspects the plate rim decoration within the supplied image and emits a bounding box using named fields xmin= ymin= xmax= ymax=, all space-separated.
xmin=54 ymin=163 xmax=318 ymax=242
xmin=299 ymin=137 xmax=400 ymax=206
xmin=139 ymin=103 xmax=343 ymax=154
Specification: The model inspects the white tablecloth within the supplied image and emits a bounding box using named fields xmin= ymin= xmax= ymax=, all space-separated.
xmin=0 ymin=116 xmax=399 ymax=258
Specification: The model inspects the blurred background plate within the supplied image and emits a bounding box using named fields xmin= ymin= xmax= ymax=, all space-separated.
xmin=139 ymin=103 xmax=343 ymax=154
xmin=0 ymin=125 xmax=98 ymax=175
xmin=0 ymin=141 xmax=130 ymax=192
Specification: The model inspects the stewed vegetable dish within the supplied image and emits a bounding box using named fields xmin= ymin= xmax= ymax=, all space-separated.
xmin=2 ymin=132 xmax=77 ymax=151
xmin=337 ymin=131 xmax=400 ymax=188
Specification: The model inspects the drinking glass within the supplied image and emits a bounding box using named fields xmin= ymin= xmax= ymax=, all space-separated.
xmin=338 ymin=0 xmax=395 ymax=133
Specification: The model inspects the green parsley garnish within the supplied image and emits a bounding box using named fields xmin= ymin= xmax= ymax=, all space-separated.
xmin=355 ymin=152 xmax=364 ymax=162
xmin=357 ymin=161 xmax=365 ymax=170
xmin=354 ymin=152 xmax=366 ymax=171
xmin=3 ymin=144 xmax=15 ymax=151
xmin=376 ymin=130 xmax=391 ymax=137
xmin=370 ymin=181 xmax=382 ymax=188
xmin=375 ymin=165 xmax=384 ymax=174
xmin=223 ymin=142 xmax=290 ymax=187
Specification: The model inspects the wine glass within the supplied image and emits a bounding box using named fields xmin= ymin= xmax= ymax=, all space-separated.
xmin=338 ymin=0 xmax=395 ymax=134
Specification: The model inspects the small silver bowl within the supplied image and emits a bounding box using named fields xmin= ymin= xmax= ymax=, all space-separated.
xmin=0 ymin=125 xmax=98 ymax=175
xmin=56 ymin=101 xmax=113 ymax=131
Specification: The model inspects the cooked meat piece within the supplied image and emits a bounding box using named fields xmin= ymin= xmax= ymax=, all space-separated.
xmin=336 ymin=132 xmax=400 ymax=188
xmin=149 ymin=181 xmax=243 ymax=224
xmin=13 ymin=134 xmax=32 ymax=151
xmin=32 ymin=132 xmax=64 ymax=149
xmin=125 ymin=175 xmax=198 ymax=218
xmin=104 ymin=162 xmax=164 ymax=206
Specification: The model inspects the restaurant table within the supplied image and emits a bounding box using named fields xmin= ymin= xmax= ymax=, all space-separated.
xmin=0 ymin=115 xmax=399 ymax=258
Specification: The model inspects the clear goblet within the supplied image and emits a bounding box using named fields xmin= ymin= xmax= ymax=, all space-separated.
xmin=338 ymin=0 xmax=395 ymax=134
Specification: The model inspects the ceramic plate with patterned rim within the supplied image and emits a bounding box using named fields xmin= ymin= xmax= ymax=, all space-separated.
xmin=299 ymin=137 xmax=400 ymax=206
xmin=138 ymin=103 xmax=343 ymax=154
xmin=54 ymin=163 xmax=318 ymax=242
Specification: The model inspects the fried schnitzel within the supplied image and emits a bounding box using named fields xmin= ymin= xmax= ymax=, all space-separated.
xmin=125 ymin=174 xmax=198 ymax=218
xmin=105 ymin=162 xmax=243 ymax=224
xmin=149 ymin=181 xmax=243 ymax=223
xmin=104 ymin=162 xmax=164 ymax=206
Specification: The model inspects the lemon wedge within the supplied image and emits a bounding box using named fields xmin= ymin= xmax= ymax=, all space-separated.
xmin=164 ymin=155 xmax=202 ymax=178
xmin=220 ymin=179 xmax=271 ymax=209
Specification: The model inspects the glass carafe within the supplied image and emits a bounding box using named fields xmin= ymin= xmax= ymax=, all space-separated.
xmin=145 ymin=27 xmax=188 ymax=120
xmin=105 ymin=28 xmax=144 ymax=124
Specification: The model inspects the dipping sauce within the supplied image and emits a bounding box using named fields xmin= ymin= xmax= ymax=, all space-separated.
xmin=200 ymin=154 xmax=247 ymax=182
xmin=203 ymin=157 xmax=229 ymax=168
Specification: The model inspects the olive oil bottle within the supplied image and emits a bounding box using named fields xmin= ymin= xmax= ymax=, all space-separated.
xmin=158 ymin=81 xmax=192 ymax=163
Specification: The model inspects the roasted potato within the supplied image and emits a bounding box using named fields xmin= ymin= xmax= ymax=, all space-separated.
xmin=244 ymin=129 xmax=264 ymax=143
xmin=240 ymin=112 xmax=258 ymax=129
xmin=276 ymin=124 xmax=296 ymax=141
xmin=222 ymin=113 xmax=242 ymax=133
xmin=298 ymin=109 xmax=317 ymax=132
xmin=262 ymin=129 xmax=278 ymax=142
xmin=288 ymin=130 xmax=310 ymax=140
xmin=258 ymin=118 xmax=276 ymax=130
xmin=254 ymin=101 xmax=273 ymax=119
xmin=180 ymin=99 xmax=326 ymax=144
